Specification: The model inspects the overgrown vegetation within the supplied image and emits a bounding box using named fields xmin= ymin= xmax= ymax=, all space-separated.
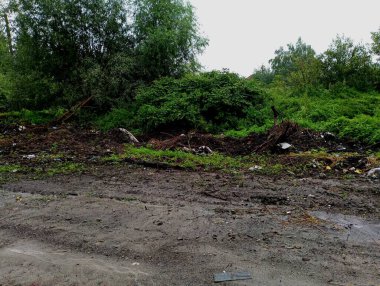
xmin=0 ymin=0 xmax=379 ymax=145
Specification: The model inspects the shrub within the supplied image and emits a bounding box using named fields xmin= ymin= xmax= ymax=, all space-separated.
xmin=325 ymin=115 xmax=380 ymax=144
xmin=133 ymin=71 xmax=266 ymax=133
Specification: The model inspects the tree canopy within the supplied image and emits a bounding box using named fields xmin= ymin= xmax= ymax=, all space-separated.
xmin=0 ymin=0 xmax=208 ymax=109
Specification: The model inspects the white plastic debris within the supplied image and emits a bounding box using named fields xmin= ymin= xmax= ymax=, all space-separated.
xmin=277 ymin=142 xmax=292 ymax=150
xmin=249 ymin=165 xmax=263 ymax=171
xmin=367 ymin=168 xmax=380 ymax=178
xmin=118 ymin=128 xmax=139 ymax=143
xmin=18 ymin=125 xmax=26 ymax=131
xmin=22 ymin=154 xmax=36 ymax=159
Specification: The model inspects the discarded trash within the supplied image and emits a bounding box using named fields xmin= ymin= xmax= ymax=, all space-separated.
xmin=277 ymin=142 xmax=292 ymax=150
xmin=119 ymin=128 xmax=139 ymax=143
xmin=18 ymin=125 xmax=26 ymax=131
xmin=214 ymin=272 xmax=252 ymax=283
xmin=132 ymin=262 xmax=140 ymax=266
xmin=335 ymin=145 xmax=347 ymax=151
xmin=195 ymin=146 xmax=213 ymax=155
xmin=109 ymin=128 xmax=139 ymax=143
xmin=367 ymin=168 xmax=380 ymax=178
xmin=182 ymin=145 xmax=213 ymax=155
xmin=321 ymin=132 xmax=336 ymax=141
xmin=22 ymin=154 xmax=36 ymax=159
xmin=249 ymin=165 xmax=263 ymax=171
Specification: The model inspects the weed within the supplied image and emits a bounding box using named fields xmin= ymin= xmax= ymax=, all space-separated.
xmin=0 ymin=164 xmax=22 ymax=173
xmin=106 ymin=145 xmax=249 ymax=172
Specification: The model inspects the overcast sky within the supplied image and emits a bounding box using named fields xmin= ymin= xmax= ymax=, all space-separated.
xmin=189 ymin=0 xmax=380 ymax=76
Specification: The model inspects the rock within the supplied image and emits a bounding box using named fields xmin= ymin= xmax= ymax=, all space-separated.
xmin=367 ymin=168 xmax=380 ymax=178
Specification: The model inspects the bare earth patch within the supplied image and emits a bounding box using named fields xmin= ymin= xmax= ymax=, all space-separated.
xmin=0 ymin=166 xmax=379 ymax=286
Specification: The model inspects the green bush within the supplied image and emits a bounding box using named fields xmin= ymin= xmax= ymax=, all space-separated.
xmin=133 ymin=71 xmax=266 ymax=133
xmin=95 ymin=108 xmax=137 ymax=131
xmin=326 ymin=115 xmax=380 ymax=143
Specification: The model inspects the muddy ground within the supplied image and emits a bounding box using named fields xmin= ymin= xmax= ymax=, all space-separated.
xmin=0 ymin=165 xmax=379 ymax=286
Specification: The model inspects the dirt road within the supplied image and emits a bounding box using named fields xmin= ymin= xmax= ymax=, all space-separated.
xmin=0 ymin=166 xmax=379 ymax=285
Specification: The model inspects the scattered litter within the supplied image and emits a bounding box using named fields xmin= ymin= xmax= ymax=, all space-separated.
xmin=109 ymin=128 xmax=139 ymax=143
xmin=22 ymin=154 xmax=36 ymax=159
xmin=132 ymin=262 xmax=140 ymax=266
xmin=18 ymin=125 xmax=26 ymax=131
xmin=277 ymin=142 xmax=292 ymax=150
xmin=214 ymin=272 xmax=252 ymax=283
xmin=249 ymin=165 xmax=263 ymax=171
xmin=367 ymin=168 xmax=380 ymax=178
xmin=321 ymin=132 xmax=336 ymax=141
xmin=335 ymin=145 xmax=347 ymax=152
xmin=195 ymin=145 xmax=213 ymax=155
xmin=182 ymin=145 xmax=213 ymax=155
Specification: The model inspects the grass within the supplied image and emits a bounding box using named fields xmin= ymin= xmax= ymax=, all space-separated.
xmin=105 ymin=145 xmax=250 ymax=171
xmin=0 ymin=162 xmax=86 ymax=184
xmin=0 ymin=108 xmax=65 ymax=125
xmin=0 ymin=164 xmax=23 ymax=173
xmin=269 ymin=86 xmax=380 ymax=144
xmin=42 ymin=162 xmax=86 ymax=176
xmin=102 ymin=144 xmax=380 ymax=176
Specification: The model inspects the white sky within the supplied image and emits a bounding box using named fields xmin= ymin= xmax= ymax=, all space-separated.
xmin=189 ymin=0 xmax=380 ymax=76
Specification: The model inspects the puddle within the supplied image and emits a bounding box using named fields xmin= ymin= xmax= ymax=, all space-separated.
xmin=310 ymin=211 xmax=380 ymax=244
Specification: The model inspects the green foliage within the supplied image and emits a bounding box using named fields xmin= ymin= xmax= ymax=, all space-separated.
xmin=133 ymin=0 xmax=208 ymax=80
xmin=269 ymin=38 xmax=322 ymax=90
xmin=1 ymin=0 xmax=207 ymax=110
xmin=0 ymin=164 xmax=21 ymax=173
xmin=107 ymin=145 xmax=248 ymax=171
xmin=95 ymin=107 xmax=137 ymax=131
xmin=371 ymin=28 xmax=380 ymax=59
xmin=133 ymin=71 xmax=266 ymax=133
xmin=251 ymin=65 xmax=275 ymax=85
xmin=0 ymin=108 xmax=65 ymax=125
xmin=269 ymin=86 xmax=380 ymax=143
xmin=326 ymin=115 xmax=380 ymax=143
xmin=320 ymin=35 xmax=377 ymax=91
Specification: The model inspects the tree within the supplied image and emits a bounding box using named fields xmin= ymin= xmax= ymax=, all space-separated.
xmin=15 ymin=0 xmax=131 ymax=82
xmin=132 ymin=0 xmax=208 ymax=80
xmin=269 ymin=38 xmax=322 ymax=89
xmin=0 ymin=31 xmax=13 ymax=109
xmin=7 ymin=0 xmax=208 ymax=109
xmin=250 ymin=65 xmax=274 ymax=85
xmin=371 ymin=27 xmax=380 ymax=59
xmin=320 ymin=35 xmax=377 ymax=91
